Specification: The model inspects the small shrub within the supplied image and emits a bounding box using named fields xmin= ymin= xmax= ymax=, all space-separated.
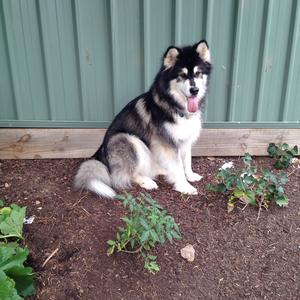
xmin=207 ymin=153 xmax=289 ymax=215
xmin=267 ymin=142 xmax=298 ymax=169
xmin=107 ymin=193 xmax=181 ymax=274
xmin=0 ymin=200 xmax=35 ymax=299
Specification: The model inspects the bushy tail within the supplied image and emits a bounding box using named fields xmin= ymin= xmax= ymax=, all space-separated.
xmin=74 ymin=159 xmax=116 ymax=198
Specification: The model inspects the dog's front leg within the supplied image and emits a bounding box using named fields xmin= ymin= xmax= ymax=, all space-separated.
xmin=180 ymin=144 xmax=203 ymax=182
xmin=157 ymin=149 xmax=198 ymax=195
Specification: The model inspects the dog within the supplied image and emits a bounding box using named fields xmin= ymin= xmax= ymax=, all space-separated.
xmin=74 ymin=40 xmax=212 ymax=198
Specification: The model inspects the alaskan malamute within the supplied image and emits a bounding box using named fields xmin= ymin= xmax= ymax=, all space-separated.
xmin=74 ymin=40 xmax=212 ymax=198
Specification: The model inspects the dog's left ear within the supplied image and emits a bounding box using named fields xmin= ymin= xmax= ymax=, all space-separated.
xmin=194 ymin=40 xmax=211 ymax=63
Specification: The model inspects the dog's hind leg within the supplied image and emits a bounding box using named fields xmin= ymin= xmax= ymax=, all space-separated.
xmin=107 ymin=133 xmax=158 ymax=190
xmin=126 ymin=135 xmax=158 ymax=190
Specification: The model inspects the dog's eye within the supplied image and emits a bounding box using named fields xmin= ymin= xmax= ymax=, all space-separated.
xmin=179 ymin=73 xmax=188 ymax=80
xmin=195 ymin=71 xmax=203 ymax=78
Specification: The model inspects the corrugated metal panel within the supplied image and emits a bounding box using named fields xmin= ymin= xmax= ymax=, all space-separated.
xmin=0 ymin=0 xmax=299 ymax=128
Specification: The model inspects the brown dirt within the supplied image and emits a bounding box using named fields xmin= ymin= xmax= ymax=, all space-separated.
xmin=0 ymin=157 xmax=299 ymax=300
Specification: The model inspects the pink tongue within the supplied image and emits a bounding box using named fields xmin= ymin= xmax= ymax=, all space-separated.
xmin=187 ymin=97 xmax=199 ymax=112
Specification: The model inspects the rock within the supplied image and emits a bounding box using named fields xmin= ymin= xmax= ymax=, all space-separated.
xmin=180 ymin=244 xmax=195 ymax=262
xmin=4 ymin=183 xmax=10 ymax=188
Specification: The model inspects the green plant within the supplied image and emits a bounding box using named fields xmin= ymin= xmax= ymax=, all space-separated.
xmin=267 ymin=142 xmax=298 ymax=169
xmin=0 ymin=200 xmax=35 ymax=299
xmin=0 ymin=203 xmax=26 ymax=240
xmin=107 ymin=193 xmax=181 ymax=274
xmin=207 ymin=154 xmax=289 ymax=217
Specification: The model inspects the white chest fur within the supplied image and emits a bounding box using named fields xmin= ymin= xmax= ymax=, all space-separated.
xmin=163 ymin=112 xmax=202 ymax=145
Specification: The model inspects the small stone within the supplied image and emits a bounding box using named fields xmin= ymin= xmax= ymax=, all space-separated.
xmin=180 ymin=244 xmax=195 ymax=262
xmin=4 ymin=183 xmax=10 ymax=188
xmin=35 ymin=201 xmax=41 ymax=205
xmin=219 ymin=161 xmax=234 ymax=170
xmin=37 ymin=207 xmax=42 ymax=210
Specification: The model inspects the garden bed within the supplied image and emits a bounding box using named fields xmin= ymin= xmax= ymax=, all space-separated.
xmin=0 ymin=157 xmax=299 ymax=299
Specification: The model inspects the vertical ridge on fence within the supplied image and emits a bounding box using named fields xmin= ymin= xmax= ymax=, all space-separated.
xmin=254 ymin=0 xmax=273 ymax=122
xmin=227 ymin=0 xmax=244 ymax=122
xmin=281 ymin=0 xmax=300 ymax=121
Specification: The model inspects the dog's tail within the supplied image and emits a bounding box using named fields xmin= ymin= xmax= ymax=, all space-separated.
xmin=74 ymin=159 xmax=116 ymax=198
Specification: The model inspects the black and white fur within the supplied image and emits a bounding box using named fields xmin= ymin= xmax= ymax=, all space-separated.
xmin=74 ymin=40 xmax=212 ymax=198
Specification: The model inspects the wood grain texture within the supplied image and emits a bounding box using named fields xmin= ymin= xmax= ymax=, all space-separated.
xmin=0 ymin=128 xmax=299 ymax=159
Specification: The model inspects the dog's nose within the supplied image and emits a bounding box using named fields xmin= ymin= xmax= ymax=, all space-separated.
xmin=190 ymin=86 xmax=199 ymax=96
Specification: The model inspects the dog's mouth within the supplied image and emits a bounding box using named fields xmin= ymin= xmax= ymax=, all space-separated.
xmin=187 ymin=96 xmax=199 ymax=113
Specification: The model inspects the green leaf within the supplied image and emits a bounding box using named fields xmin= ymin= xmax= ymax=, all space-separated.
xmin=243 ymin=174 xmax=255 ymax=185
xmin=0 ymin=243 xmax=35 ymax=297
xmin=243 ymin=153 xmax=252 ymax=166
xmin=140 ymin=231 xmax=150 ymax=243
xmin=139 ymin=218 xmax=149 ymax=229
xmin=0 ymin=200 xmax=5 ymax=208
xmin=215 ymin=183 xmax=227 ymax=193
xmin=275 ymin=195 xmax=289 ymax=207
xmin=273 ymin=160 xmax=285 ymax=169
xmin=166 ymin=232 xmax=173 ymax=243
xmin=107 ymin=240 xmax=115 ymax=246
xmin=267 ymin=143 xmax=277 ymax=157
xmin=149 ymin=230 xmax=159 ymax=243
xmin=244 ymin=191 xmax=256 ymax=205
xmin=279 ymin=173 xmax=288 ymax=185
xmin=0 ymin=270 xmax=22 ymax=300
xmin=233 ymin=188 xmax=244 ymax=198
xmin=282 ymin=143 xmax=289 ymax=150
xmin=130 ymin=239 xmax=135 ymax=250
xmin=107 ymin=246 xmax=115 ymax=256
xmin=291 ymin=145 xmax=298 ymax=155
xmin=147 ymin=255 xmax=157 ymax=261
xmin=144 ymin=260 xmax=160 ymax=274
xmin=0 ymin=205 xmax=25 ymax=240
xmin=227 ymin=201 xmax=235 ymax=213
xmin=6 ymin=266 xmax=35 ymax=297
xmin=170 ymin=230 xmax=181 ymax=240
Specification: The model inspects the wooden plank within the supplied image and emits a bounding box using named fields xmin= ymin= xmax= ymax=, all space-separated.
xmin=0 ymin=129 xmax=105 ymax=159
xmin=0 ymin=128 xmax=299 ymax=159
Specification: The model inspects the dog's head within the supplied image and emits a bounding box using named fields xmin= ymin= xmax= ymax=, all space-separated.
xmin=161 ymin=40 xmax=212 ymax=113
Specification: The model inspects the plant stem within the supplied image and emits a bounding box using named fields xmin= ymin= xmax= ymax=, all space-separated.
xmin=256 ymin=196 xmax=263 ymax=222
xmin=121 ymin=245 xmax=143 ymax=254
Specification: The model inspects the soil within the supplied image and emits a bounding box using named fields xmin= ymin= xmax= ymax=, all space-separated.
xmin=0 ymin=157 xmax=299 ymax=300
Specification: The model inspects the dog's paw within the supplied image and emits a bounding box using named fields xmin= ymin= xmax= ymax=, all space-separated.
xmin=174 ymin=182 xmax=198 ymax=195
xmin=138 ymin=177 xmax=158 ymax=190
xmin=186 ymin=172 xmax=203 ymax=182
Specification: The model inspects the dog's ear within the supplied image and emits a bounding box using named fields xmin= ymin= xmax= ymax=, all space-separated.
xmin=194 ymin=40 xmax=211 ymax=63
xmin=163 ymin=46 xmax=180 ymax=69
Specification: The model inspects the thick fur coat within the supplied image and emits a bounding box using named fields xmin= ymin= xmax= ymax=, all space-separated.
xmin=74 ymin=40 xmax=212 ymax=198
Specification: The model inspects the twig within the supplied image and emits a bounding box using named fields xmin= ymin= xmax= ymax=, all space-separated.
xmin=71 ymin=194 xmax=87 ymax=208
xmin=241 ymin=203 xmax=248 ymax=211
xmin=287 ymin=167 xmax=300 ymax=177
xmin=42 ymin=247 xmax=59 ymax=268
xmin=80 ymin=207 xmax=91 ymax=216
xmin=256 ymin=198 xmax=263 ymax=222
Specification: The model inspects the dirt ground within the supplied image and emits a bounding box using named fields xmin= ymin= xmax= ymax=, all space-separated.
xmin=0 ymin=157 xmax=299 ymax=300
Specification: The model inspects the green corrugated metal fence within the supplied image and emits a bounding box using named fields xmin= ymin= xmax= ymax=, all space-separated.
xmin=0 ymin=0 xmax=299 ymax=128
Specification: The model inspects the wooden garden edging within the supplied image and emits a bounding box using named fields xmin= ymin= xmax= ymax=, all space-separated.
xmin=0 ymin=128 xmax=299 ymax=159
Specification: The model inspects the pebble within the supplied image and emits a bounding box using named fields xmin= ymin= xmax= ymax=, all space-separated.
xmin=180 ymin=244 xmax=195 ymax=262
xmin=4 ymin=183 xmax=10 ymax=188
